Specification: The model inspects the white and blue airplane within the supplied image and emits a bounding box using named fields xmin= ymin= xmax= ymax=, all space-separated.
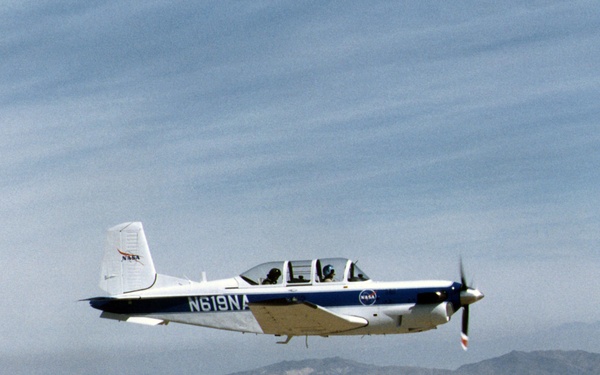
xmin=88 ymin=222 xmax=484 ymax=349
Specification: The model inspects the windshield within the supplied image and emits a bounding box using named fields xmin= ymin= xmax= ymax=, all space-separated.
xmin=348 ymin=262 xmax=370 ymax=281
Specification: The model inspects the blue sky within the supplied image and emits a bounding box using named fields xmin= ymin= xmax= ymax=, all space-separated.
xmin=1 ymin=1 xmax=599 ymax=373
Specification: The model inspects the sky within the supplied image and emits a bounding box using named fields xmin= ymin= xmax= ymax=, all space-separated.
xmin=1 ymin=1 xmax=599 ymax=373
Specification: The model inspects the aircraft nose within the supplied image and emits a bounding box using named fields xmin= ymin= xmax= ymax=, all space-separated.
xmin=460 ymin=287 xmax=484 ymax=306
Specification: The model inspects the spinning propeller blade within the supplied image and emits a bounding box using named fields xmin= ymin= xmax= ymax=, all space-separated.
xmin=461 ymin=305 xmax=469 ymax=350
xmin=460 ymin=259 xmax=467 ymax=291
xmin=458 ymin=259 xmax=483 ymax=351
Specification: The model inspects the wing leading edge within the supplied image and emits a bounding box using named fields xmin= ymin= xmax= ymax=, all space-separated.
xmin=249 ymin=299 xmax=368 ymax=336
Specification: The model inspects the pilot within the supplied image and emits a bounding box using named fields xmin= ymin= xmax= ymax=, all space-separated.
xmin=262 ymin=268 xmax=281 ymax=285
xmin=322 ymin=264 xmax=335 ymax=282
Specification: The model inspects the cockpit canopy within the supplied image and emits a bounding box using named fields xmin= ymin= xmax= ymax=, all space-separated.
xmin=239 ymin=258 xmax=370 ymax=286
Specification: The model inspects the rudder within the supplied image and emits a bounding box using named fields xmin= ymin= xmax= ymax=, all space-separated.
xmin=100 ymin=222 xmax=157 ymax=295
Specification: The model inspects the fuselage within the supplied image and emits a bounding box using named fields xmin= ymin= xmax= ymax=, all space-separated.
xmin=90 ymin=274 xmax=463 ymax=336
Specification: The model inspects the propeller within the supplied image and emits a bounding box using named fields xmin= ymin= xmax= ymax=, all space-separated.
xmin=459 ymin=259 xmax=484 ymax=350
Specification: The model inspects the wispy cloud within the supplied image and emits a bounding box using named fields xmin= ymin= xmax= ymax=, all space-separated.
xmin=1 ymin=1 xmax=599 ymax=371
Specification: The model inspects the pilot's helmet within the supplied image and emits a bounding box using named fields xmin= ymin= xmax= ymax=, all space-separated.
xmin=323 ymin=264 xmax=334 ymax=278
xmin=268 ymin=268 xmax=281 ymax=279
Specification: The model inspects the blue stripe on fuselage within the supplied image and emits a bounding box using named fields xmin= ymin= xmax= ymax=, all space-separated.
xmin=89 ymin=282 xmax=462 ymax=315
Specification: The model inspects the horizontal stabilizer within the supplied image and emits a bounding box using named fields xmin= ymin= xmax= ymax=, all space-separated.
xmin=100 ymin=312 xmax=166 ymax=326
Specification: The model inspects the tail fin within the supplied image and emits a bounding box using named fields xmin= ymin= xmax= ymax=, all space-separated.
xmin=100 ymin=222 xmax=157 ymax=295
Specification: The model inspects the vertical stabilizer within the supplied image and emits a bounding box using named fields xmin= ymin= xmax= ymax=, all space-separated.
xmin=100 ymin=222 xmax=157 ymax=295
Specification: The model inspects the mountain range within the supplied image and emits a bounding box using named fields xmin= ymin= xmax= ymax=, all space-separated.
xmin=228 ymin=350 xmax=600 ymax=375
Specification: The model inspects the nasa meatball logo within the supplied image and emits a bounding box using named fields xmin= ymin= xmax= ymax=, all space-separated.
xmin=359 ymin=289 xmax=377 ymax=305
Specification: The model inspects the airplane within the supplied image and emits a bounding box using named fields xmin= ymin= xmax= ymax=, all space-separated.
xmin=88 ymin=222 xmax=484 ymax=349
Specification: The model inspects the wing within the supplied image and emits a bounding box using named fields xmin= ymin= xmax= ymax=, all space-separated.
xmin=249 ymin=299 xmax=368 ymax=335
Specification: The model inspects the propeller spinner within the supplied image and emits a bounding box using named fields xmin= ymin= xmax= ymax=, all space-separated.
xmin=459 ymin=260 xmax=484 ymax=350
